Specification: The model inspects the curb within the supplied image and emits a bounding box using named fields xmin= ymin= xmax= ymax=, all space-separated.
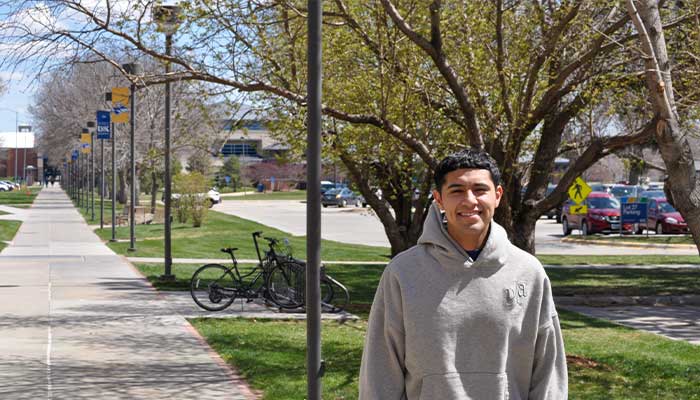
xmin=561 ymin=237 xmax=696 ymax=250
xmin=555 ymin=294 xmax=700 ymax=307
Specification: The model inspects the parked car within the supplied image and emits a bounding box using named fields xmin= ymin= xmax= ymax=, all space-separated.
xmin=320 ymin=181 xmax=336 ymax=194
xmin=561 ymin=191 xmax=632 ymax=235
xmin=544 ymin=184 xmax=565 ymax=222
xmin=0 ymin=181 xmax=12 ymax=191
xmin=635 ymin=197 xmax=688 ymax=234
xmin=164 ymin=188 xmax=221 ymax=208
xmin=322 ymin=188 xmax=362 ymax=208
xmin=609 ymin=184 xmax=643 ymax=199
xmin=638 ymin=190 xmax=665 ymax=201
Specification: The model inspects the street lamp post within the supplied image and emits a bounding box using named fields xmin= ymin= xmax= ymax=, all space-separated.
xmin=105 ymin=92 xmax=117 ymax=241
xmin=88 ymin=121 xmax=96 ymax=221
xmin=14 ymin=112 xmax=17 ymax=182
xmin=307 ymin=1 xmax=323 ymax=398
xmin=122 ymin=62 xmax=142 ymax=252
xmin=81 ymin=128 xmax=89 ymax=210
xmin=153 ymin=3 xmax=182 ymax=281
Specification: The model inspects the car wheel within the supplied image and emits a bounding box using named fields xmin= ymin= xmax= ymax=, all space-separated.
xmin=556 ymin=213 xmax=562 ymax=224
xmin=323 ymin=204 xmax=328 ymax=208
xmin=562 ymin=218 xmax=571 ymax=236
xmin=635 ymin=224 xmax=644 ymax=235
xmin=355 ymin=199 xmax=362 ymax=207
xmin=656 ymin=222 xmax=664 ymax=235
xmin=581 ymin=220 xmax=590 ymax=236
xmin=340 ymin=199 xmax=347 ymax=208
xmin=208 ymin=199 xmax=215 ymax=208
xmin=548 ymin=215 xmax=554 ymax=220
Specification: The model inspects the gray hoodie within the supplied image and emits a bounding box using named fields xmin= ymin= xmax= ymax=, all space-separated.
xmin=359 ymin=203 xmax=567 ymax=399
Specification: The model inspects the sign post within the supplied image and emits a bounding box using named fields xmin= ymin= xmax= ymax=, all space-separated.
xmin=97 ymin=111 xmax=111 ymax=229
xmin=621 ymin=202 xmax=647 ymax=236
xmin=567 ymin=177 xmax=592 ymax=235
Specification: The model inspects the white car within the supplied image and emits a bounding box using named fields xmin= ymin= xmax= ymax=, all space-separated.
xmin=207 ymin=188 xmax=221 ymax=205
xmin=0 ymin=181 xmax=13 ymax=191
xmin=166 ymin=188 xmax=221 ymax=208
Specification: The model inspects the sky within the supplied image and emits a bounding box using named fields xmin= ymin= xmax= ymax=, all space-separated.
xmin=0 ymin=70 xmax=34 ymax=133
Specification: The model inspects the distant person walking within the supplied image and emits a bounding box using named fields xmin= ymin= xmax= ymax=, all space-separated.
xmin=50 ymin=176 xmax=55 ymax=187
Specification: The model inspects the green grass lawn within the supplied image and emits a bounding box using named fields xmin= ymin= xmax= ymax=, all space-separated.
xmin=97 ymin=210 xmax=390 ymax=261
xmin=538 ymin=254 xmax=700 ymax=265
xmin=190 ymin=309 xmax=700 ymax=399
xmin=75 ymin=197 xmax=126 ymax=224
xmin=547 ymin=267 xmax=700 ymax=296
xmin=0 ymin=220 xmax=22 ymax=251
xmin=566 ymin=234 xmax=695 ymax=245
xmin=135 ymin=262 xmax=700 ymax=319
xmin=221 ymin=190 xmax=307 ymax=201
xmin=0 ymin=187 xmax=40 ymax=205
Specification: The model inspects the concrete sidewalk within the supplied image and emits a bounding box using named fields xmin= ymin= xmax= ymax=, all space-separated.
xmin=0 ymin=187 xmax=255 ymax=399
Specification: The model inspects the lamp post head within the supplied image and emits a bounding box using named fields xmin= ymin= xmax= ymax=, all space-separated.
xmin=153 ymin=3 xmax=182 ymax=35
xmin=122 ymin=62 xmax=143 ymax=75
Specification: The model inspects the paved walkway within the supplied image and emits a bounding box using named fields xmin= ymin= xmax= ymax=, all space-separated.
xmin=0 ymin=187 xmax=255 ymax=399
xmin=563 ymin=305 xmax=700 ymax=345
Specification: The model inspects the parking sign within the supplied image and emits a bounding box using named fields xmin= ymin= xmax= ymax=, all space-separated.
xmin=621 ymin=203 xmax=647 ymax=223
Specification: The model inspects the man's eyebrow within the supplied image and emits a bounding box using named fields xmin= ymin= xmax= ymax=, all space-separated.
xmin=446 ymin=182 xmax=490 ymax=189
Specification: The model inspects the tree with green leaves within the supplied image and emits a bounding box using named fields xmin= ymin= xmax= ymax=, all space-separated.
xmin=219 ymin=156 xmax=241 ymax=190
xmin=3 ymin=0 xmax=699 ymax=254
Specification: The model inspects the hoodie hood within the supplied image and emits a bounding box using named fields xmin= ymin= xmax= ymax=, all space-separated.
xmin=418 ymin=201 xmax=510 ymax=268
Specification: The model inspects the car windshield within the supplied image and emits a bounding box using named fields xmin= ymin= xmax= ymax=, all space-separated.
xmin=642 ymin=191 xmax=664 ymax=198
xmin=588 ymin=197 xmax=620 ymax=209
xmin=658 ymin=202 xmax=676 ymax=213
xmin=610 ymin=186 xmax=634 ymax=197
xmin=325 ymin=188 xmax=341 ymax=195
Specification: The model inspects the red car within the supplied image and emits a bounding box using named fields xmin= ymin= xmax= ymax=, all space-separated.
xmin=636 ymin=197 xmax=688 ymax=234
xmin=561 ymin=192 xmax=633 ymax=235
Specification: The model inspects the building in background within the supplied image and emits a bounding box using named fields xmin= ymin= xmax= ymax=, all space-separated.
xmin=0 ymin=124 xmax=37 ymax=182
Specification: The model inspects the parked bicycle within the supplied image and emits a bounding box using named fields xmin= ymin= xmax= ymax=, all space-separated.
xmin=189 ymin=231 xmax=349 ymax=313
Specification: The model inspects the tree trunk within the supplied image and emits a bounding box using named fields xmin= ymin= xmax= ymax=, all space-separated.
xmin=134 ymin=165 xmax=141 ymax=206
xmin=626 ymin=0 xmax=700 ymax=254
xmin=150 ymin=169 xmax=158 ymax=214
xmin=117 ymin=168 xmax=127 ymax=205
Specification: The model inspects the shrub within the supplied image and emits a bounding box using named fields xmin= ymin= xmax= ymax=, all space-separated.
xmin=173 ymin=172 xmax=209 ymax=227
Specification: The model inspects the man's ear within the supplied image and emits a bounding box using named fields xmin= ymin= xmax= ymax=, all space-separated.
xmin=432 ymin=189 xmax=443 ymax=210
xmin=495 ymin=185 xmax=503 ymax=207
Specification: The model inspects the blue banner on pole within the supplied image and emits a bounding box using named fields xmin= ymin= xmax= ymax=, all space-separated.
xmin=96 ymin=110 xmax=111 ymax=139
xmin=621 ymin=203 xmax=647 ymax=223
xmin=71 ymin=150 xmax=79 ymax=160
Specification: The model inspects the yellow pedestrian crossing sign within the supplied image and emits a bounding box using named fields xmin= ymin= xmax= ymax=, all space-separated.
xmin=570 ymin=204 xmax=588 ymax=214
xmin=568 ymin=177 xmax=591 ymax=204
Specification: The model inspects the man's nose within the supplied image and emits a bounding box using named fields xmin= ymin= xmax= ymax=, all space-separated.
xmin=460 ymin=190 xmax=478 ymax=204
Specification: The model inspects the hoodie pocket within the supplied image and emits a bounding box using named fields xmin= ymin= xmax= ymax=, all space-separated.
xmin=418 ymin=372 xmax=508 ymax=400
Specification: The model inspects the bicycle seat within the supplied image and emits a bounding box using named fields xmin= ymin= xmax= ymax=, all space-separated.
xmin=220 ymin=247 xmax=238 ymax=254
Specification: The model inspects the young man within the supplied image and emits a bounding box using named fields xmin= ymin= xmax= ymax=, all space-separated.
xmin=359 ymin=148 xmax=567 ymax=399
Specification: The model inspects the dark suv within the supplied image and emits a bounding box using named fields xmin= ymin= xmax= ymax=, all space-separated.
xmin=561 ymin=192 xmax=632 ymax=235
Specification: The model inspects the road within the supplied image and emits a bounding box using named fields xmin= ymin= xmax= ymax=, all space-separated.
xmin=213 ymin=200 xmax=699 ymax=255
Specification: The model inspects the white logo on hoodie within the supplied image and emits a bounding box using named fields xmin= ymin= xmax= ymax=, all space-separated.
xmin=505 ymin=282 xmax=528 ymax=307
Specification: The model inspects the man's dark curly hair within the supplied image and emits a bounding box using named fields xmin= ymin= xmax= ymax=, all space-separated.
xmin=433 ymin=148 xmax=501 ymax=192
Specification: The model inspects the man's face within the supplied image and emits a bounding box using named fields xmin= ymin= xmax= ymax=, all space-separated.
xmin=432 ymin=168 xmax=503 ymax=249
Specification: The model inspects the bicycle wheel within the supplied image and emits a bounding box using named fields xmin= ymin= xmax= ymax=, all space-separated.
xmin=267 ymin=262 xmax=305 ymax=309
xmin=190 ymin=264 xmax=237 ymax=311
